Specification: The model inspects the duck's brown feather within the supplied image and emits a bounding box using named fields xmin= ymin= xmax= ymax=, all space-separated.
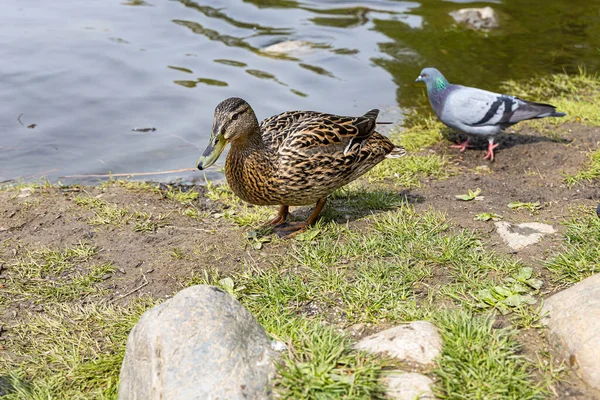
xmin=225 ymin=108 xmax=404 ymax=206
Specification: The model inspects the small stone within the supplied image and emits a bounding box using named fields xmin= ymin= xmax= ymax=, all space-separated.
xmin=383 ymin=371 xmax=436 ymax=400
xmin=271 ymin=340 xmax=287 ymax=353
xmin=118 ymin=285 xmax=276 ymax=400
xmin=348 ymin=323 xmax=365 ymax=336
xmin=495 ymin=222 xmax=555 ymax=251
xmin=354 ymin=321 xmax=442 ymax=365
xmin=17 ymin=188 xmax=33 ymax=198
xmin=542 ymin=273 xmax=600 ymax=391
xmin=449 ymin=6 xmax=499 ymax=30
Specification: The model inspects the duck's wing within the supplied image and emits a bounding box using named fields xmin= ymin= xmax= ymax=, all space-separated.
xmin=261 ymin=109 xmax=379 ymax=155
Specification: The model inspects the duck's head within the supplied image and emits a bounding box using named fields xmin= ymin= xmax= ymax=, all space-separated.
xmin=197 ymin=97 xmax=259 ymax=170
xmin=415 ymin=67 xmax=448 ymax=91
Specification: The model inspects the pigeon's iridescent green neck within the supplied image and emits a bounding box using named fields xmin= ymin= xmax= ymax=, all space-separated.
xmin=432 ymin=76 xmax=449 ymax=92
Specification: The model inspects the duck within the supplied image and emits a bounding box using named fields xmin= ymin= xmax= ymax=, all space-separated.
xmin=197 ymin=97 xmax=406 ymax=237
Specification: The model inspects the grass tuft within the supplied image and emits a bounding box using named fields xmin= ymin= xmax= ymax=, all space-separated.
xmin=368 ymin=154 xmax=454 ymax=187
xmin=545 ymin=208 xmax=600 ymax=283
xmin=0 ymin=300 xmax=156 ymax=400
xmin=1 ymin=242 xmax=114 ymax=304
xmin=434 ymin=311 xmax=545 ymax=399
xmin=74 ymin=195 xmax=132 ymax=227
xmin=389 ymin=112 xmax=446 ymax=152
xmin=564 ymin=149 xmax=600 ymax=187
xmin=276 ymin=322 xmax=387 ymax=399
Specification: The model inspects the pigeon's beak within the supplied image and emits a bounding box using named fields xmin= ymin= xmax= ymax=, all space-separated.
xmin=197 ymin=128 xmax=227 ymax=170
xmin=415 ymin=75 xmax=423 ymax=83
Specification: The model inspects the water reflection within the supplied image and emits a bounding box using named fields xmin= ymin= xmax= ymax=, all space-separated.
xmin=0 ymin=0 xmax=599 ymax=183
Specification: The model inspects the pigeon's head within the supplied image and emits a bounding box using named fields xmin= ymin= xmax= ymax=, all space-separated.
xmin=415 ymin=68 xmax=448 ymax=91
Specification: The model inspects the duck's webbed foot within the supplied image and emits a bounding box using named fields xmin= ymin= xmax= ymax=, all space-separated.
xmin=267 ymin=205 xmax=289 ymax=225
xmin=273 ymin=197 xmax=327 ymax=240
xmin=274 ymin=222 xmax=308 ymax=239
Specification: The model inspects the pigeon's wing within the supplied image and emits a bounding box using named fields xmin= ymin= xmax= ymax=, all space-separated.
xmin=445 ymin=86 xmax=563 ymax=128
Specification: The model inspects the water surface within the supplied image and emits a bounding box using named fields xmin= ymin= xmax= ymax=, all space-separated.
xmin=1 ymin=0 xmax=599 ymax=183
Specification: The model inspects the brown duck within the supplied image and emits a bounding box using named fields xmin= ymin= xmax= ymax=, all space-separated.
xmin=197 ymin=97 xmax=406 ymax=237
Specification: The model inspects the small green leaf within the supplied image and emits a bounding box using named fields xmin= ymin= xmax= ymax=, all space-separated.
xmin=218 ymin=277 xmax=235 ymax=295
xmin=474 ymin=212 xmax=502 ymax=221
xmin=517 ymin=267 xmax=533 ymax=281
xmin=526 ymin=278 xmax=544 ymax=290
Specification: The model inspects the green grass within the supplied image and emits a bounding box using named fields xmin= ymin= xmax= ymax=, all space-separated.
xmin=389 ymin=112 xmax=446 ymax=152
xmin=0 ymin=300 xmax=156 ymax=400
xmin=276 ymin=322 xmax=387 ymax=399
xmin=165 ymin=187 xmax=199 ymax=203
xmin=367 ymin=154 xmax=454 ymax=188
xmin=187 ymin=205 xmax=546 ymax=397
xmin=75 ymin=195 xmax=132 ymax=227
xmin=502 ymin=68 xmax=600 ymax=127
xmin=545 ymin=208 xmax=600 ymax=283
xmin=564 ymin=148 xmax=600 ymax=187
xmin=1 ymin=242 xmax=114 ymax=304
xmin=132 ymin=211 xmax=169 ymax=233
xmin=99 ymin=178 xmax=159 ymax=193
xmin=434 ymin=311 xmax=545 ymax=399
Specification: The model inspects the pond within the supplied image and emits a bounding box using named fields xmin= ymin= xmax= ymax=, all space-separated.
xmin=1 ymin=0 xmax=599 ymax=183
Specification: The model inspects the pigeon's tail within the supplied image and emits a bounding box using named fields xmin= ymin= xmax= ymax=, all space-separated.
xmin=386 ymin=146 xmax=407 ymax=159
xmin=522 ymin=100 xmax=567 ymax=119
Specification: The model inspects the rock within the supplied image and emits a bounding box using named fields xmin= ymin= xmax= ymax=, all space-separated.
xmin=261 ymin=40 xmax=315 ymax=57
xmin=354 ymin=321 xmax=442 ymax=365
xmin=449 ymin=7 xmax=499 ymax=30
xmin=17 ymin=187 xmax=33 ymax=198
xmin=383 ymin=371 xmax=436 ymax=400
xmin=542 ymin=273 xmax=600 ymax=391
xmin=118 ymin=285 xmax=276 ymax=400
xmin=495 ymin=222 xmax=556 ymax=251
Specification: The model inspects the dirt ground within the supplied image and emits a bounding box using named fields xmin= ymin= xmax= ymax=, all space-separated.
xmin=1 ymin=122 xmax=599 ymax=398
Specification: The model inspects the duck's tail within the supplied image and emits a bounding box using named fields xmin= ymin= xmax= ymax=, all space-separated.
xmin=386 ymin=146 xmax=407 ymax=159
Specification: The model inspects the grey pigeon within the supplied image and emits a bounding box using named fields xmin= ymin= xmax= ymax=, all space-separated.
xmin=415 ymin=67 xmax=566 ymax=160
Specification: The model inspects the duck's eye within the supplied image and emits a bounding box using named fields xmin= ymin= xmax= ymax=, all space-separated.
xmin=231 ymin=113 xmax=239 ymax=121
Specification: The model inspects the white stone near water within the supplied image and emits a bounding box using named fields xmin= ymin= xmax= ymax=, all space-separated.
xmin=495 ymin=221 xmax=556 ymax=251
xmin=354 ymin=321 xmax=442 ymax=365
xmin=449 ymin=7 xmax=499 ymax=30
xmin=383 ymin=371 xmax=436 ymax=400
xmin=261 ymin=40 xmax=316 ymax=57
xmin=542 ymin=273 xmax=600 ymax=391
xmin=118 ymin=285 xmax=276 ymax=400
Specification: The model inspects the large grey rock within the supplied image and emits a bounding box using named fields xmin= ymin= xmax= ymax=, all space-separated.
xmin=450 ymin=7 xmax=499 ymax=30
xmin=495 ymin=221 xmax=556 ymax=251
xmin=383 ymin=371 xmax=436 ymax=400
xmin=118 ymin=285 xmax=276 ymax=400
xmin=542 ymin=273 xmax=600 ymax=390
xmin=354 ymin=321 xmax=442 ymax=365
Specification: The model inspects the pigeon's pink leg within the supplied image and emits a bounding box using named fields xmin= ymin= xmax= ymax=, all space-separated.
xmin=483 ymin=139 xmax=499 ymax=161
xmin=450 ymin=139 xmax=471 ymax=152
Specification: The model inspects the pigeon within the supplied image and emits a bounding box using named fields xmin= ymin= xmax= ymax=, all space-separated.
xmin=596 ymin=202 xmax=600 ymax=218
xmin=415 ymin=67 xmax=566 ymax=160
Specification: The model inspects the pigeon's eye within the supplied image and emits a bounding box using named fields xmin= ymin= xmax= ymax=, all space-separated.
xmin=422 ymin=73 xmax=428 ymax=77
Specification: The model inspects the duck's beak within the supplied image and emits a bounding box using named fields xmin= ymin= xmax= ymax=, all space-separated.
xmin=415 ymin=75 xmax=423 ymax=83
xmin=197 ymin=133 xmax=227 ymax=170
